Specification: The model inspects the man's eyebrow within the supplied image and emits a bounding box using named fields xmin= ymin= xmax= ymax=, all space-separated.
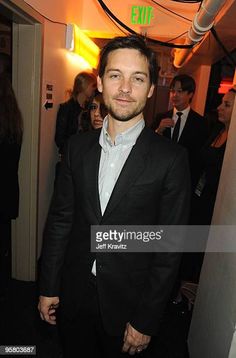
xmin=133 ymin=71 xmax=148 ymax=77
xmin=106 ymin=69 xmax=121 ymax=73
xmin=106 ymin=69 xmax=148 ymax=77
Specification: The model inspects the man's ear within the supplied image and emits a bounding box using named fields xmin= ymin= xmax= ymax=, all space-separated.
xmin=97 ymin=76 xmax=103 ymax=93
xmin=147 ymin=84 xmax=155 ymax=99
xmin=189 ymin=92 xmax=194 ymax=102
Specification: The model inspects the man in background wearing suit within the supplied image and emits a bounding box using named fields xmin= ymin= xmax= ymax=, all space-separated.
xmin=38 ymin=35 xmax=190 ymax=358
xmin=152 ymin=74 xmax=208 ymax=189
xmin=152 ymin=75 xmax=208 ymax=297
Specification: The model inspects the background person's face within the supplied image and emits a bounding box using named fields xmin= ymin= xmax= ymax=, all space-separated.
xmin=170 ymin=81 xmax=193 ymax=111
xmin=217 ymin=91 xmax=236 ymax=127
xmin=90 ymin=99 xmax=104 ymax=129
xmin=97 ymin=48 xmax=154 ymax=122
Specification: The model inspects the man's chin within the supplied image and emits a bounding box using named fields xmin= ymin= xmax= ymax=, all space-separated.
xmin=109 ymin=109 xmax=143 ymax=122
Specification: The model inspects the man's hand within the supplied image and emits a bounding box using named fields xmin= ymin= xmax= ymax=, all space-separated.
xmin=156 ymin=118 xmax=174 ymax=135
xmin=38 ymin=295 xmax=59 ymax=325
xmin=122 ymin=322 xmax=151 ymax=355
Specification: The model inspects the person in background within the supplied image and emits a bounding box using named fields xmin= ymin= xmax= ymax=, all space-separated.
xmin=151 ymin=74 xmax=208 ymax=190
xmin=38 ymin=34 xmax=190 ymax=358
xmin=180 ymin=86 xmax=236 ymax=305
xmin=80 ymin=90 xmax=108 ymax=131
xmin=191 ymin=86 xmax=236 ymax=225
xmin=0 ymin=52 xmax=11 ymax=79
xmin=152 ymin=75 xmax=209 ymax=305
xmin=0 ymin=74 xmax=23 ymax=300
xmin=55 ymin=71 xmax=97 ymax=155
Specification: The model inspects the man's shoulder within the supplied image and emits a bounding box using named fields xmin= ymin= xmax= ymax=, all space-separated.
xmin=69 ymin=129 xmax=100 ymax=149
xmin=142 ymin=127 xmax=186 ymax=157
xmin=188 ymin=108 xmax=204 ymax=120
xmin=64 ymin=130 xmax=101 ymax=163
xmin=187 ymin=109 xmax=208 ymax=135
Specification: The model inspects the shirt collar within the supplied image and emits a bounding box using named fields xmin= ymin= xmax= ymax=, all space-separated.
xmin=99 ymin=116 xmax=145 ymax=152
xmin=173 ymin=106 xmax=190 ymax=118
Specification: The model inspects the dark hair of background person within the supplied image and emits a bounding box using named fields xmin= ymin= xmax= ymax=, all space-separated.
xmin=170 ymin=74 xmax=196 ymax=95
xmin=71 ymin=71 xmax=97 ymax=101
xmin=98 ymin=34 xmax=158 ymax=85
xmin=0 ymin=52 xmax=12 ymax=78
xmin=0 ymin=74 xmax=23 ymax=144
xmin=88 ymin=90 xmax=108 ymax=119
xmin=80 ymin=90 xmax=108 ymax=131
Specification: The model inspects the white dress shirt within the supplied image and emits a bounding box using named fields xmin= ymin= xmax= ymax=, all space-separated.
xmin=171 ymin=106 xmax=190 ymax=141
xmin=91 ymin=116 xmax=145 ymax=275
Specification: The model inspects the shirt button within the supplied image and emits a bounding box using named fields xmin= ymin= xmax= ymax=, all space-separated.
xmin=110 ymin=163 xmax=114 ymax=168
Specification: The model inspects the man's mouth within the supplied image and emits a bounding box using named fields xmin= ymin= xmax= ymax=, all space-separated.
xmin=114 ymin=97 xmax=134 ymax=104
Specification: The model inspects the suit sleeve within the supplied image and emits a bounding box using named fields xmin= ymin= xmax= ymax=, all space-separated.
xmin=130 ymin=148 xmax=191 ymax=336
xmin=39 ymin=140 xmax=75 ymax=296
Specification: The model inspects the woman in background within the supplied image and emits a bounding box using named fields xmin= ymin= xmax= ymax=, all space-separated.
xmin=181 ymin=86 xmax=236 ymax=291
xmin=191 ymin=86 xmax=236 ymax=225
xmin=81 ymin=90 xmax=108 ymax=131
xmin=0 ymin=74 xmax=23 ymax=300
xmin=55 ymin=71 xmax=97 ymax=155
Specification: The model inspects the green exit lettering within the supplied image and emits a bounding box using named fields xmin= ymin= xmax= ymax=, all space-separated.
xmin=131 ymin=6 xmax=154 ymax=25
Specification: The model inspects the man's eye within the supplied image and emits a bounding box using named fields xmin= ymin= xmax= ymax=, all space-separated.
xmin=170 ymin=89 xmax=183 ymax=94
xmin=133 ymin=77 xmax=145 ymax=83
xmin=110 ymin=74 xmax=119 ymax=79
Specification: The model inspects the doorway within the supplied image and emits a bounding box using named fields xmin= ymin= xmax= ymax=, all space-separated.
xmin=0 ymin=0 xmax=43 ymax=281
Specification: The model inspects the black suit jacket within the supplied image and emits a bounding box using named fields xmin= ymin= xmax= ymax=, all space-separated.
xmin=40 ymin=127 xmax=190 ymax=336
xmin=152 ymin=109 xmax=208 ymax=189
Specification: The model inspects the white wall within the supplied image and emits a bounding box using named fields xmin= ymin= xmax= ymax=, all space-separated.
xmin=23 ymin=0 xmax=93 ymax=256
xmin=189 ymin=74 xmax=236 ymax=357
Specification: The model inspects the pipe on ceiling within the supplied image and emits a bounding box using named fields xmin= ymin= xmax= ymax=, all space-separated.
xmin=173 ymin=0 xmax=227 ymax=68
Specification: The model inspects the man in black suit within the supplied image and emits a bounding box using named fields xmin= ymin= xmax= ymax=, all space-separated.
xmin=38 ymin=35 xmax=190 ymax=357
xmin=152 ymin=74 xmax=208 ymax=189
xmin=152 ymin=75 xmax=209 ymax=294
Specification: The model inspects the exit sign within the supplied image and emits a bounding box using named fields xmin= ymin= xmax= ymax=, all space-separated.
xmin=131 ymin=6 xmax=154 ymax=25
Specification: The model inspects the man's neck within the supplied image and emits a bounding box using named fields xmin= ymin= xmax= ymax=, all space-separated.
xmin=174 ymin=105 xmax=190 ymax=112
xmin=107 ymin=114 xmax=143 ymax=143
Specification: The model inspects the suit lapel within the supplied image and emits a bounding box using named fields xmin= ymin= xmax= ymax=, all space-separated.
xmin=178 ymin=109 xmax=193 ymax=144
xmin=101 ymin=128 xmax=151 ymax=221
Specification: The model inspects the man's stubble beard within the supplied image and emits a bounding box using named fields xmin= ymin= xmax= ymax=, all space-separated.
xmin=106 ymin=102 xmax=145 ymax=122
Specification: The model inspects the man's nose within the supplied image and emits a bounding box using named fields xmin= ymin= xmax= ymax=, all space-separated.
xmin=119 ymin=78 xmax=132 ymax=93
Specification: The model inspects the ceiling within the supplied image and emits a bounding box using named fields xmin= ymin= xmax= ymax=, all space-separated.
xmin=83 ymin=0 xmax=236 ymax=71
